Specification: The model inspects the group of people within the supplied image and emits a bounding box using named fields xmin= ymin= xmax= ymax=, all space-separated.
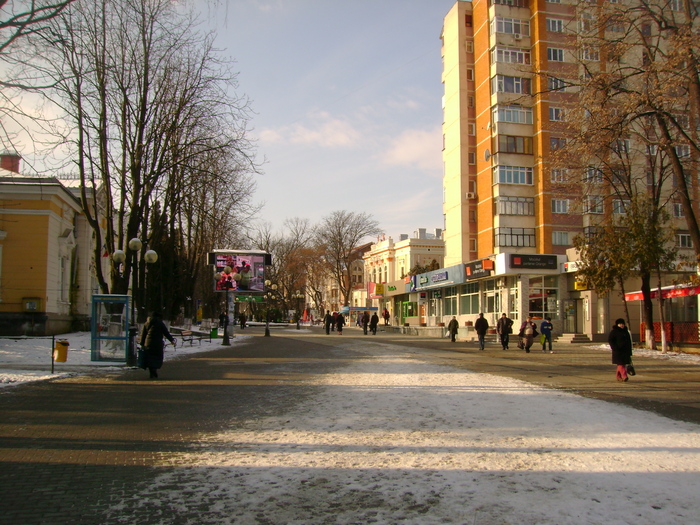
xmin=447 ymin=313 xmax=554 ymax=353
xmin=137 ymin=309 xmax=634 ymax=383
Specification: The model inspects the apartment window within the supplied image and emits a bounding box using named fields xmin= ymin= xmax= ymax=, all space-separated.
xmin=460 ymin=282 xmax=479 ymax=315
xmin=676 ymin=145 xmax=691 ymax=158
xmin=550 ymin=137 xmax=567 ymax=151
xmin=493 ymin=47 xmax=531 ymax=65
xmin=581 ymin=47 xmax=600 ymax=61
xmin=580 ymin=13 xmax=596 ymax=33
xmin=548 ymin=77 xmax=568 ymax=91
xmin=468 ymin=123 xmax=476 ymax=135
xmin=678 ymin=234 xmax=692 ymax=248
xmin=546 ymin=0 xmax=561 ymax=3
xmin=670 ymin=0 xmax=683 ymax=11
xmin=498 ymin=135 xmax=533 ymax=154
xmin=546 ymin=18 xmax=564 ymax=32
xmin=613 ymin=139 xmax=631 ymax=154
xmin=552 ymin=199 xmax=570 ymax=214
xmin=551 ymin=168 xmax=566 ymax=182
xmin=469 ymin=238 xmax=477 ymax=252
xmin=466 ymin=69 xmax=474 ymax=81
xmin=584 ymin=167 xmax=604 ymax=184
xmin=585 ymin=196 xmax=604 ymax=214
xmin=552 ymin=231 xmax=570 ymax=245
xmin=548 ymin=48 xmax=565 ymax=62
xmin=466 ymin=41 xmax=474 ymax=53
xmin=468 ymin=152 xmax=476 ymax=164
xmin=549 ymin=107 xmax=565 ymax=121
xmin=641 ymin=24 xmax=652 ymax=36
xmin=493 ymin=105 xmax=533 ymax=124
xmin=646 ymin=144 xmax=658 ymax=156
xmin=613 ymin=199 xmax=629 ymax=215
xmin=494 ymin=165 xmax=533 ymax=184
xmin=495 ymin=227 xmax=536 ymax=247
xmin=492 ymin=75 xmax=532 ymax=95
xmin=491 ymin=17 xmax=530 ymax=37
xmin=468 ymin=96 xmax=475 ymax=108
xmin=495 ymin=196 xmax=535 ymax=215
xmin=674 ymin=203 xmax=685 ymax=217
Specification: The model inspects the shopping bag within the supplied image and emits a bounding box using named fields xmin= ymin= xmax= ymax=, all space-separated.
xmin=137 ymin=346 xmax=147 ymax=369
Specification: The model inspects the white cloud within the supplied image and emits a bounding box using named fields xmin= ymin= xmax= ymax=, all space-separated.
xmin=259 ymin=111 xmax=360 ymax=148
xmin=381 ymin=127 xmax=442 ymax=172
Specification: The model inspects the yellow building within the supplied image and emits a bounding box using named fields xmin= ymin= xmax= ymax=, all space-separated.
xmin=0 ymin=154 xmax=93 ymax=335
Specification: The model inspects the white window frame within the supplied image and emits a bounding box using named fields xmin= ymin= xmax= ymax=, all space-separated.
xmin=678 ymin=234 xmax=693 ymax=248
xmin=674 ymin=203 xmax=685 ymax=218
xmin=547 ymin=47 xmax=565 ymax=62
xmin=546 ymin=18 xmax=564 ymax=32
xmin=493 ymin=46 xmax=531 ymax=65
xmin=494 ymin=165 xmax=534 ymax=185
xmin=493 ymin=105 xmax=533 ymax=124
xmin=492 ymin=75 xmax=531 ymax=95
xmin=613 ymin=199 xmax=629 ymax=215
xmin=585 ymin=196 xmax=604 ymax=214
xmin=551 ymin=169 xmax=566 ymax=183
xmin=552 ymin=199 xmax=570 ymax=214
xmin=549 ymin=107 xmax=565 ymax=121
xmin=492 ymin=17 xmax=531 ymax=37
xmin=552 ymin=231 xmax=570 ymax=245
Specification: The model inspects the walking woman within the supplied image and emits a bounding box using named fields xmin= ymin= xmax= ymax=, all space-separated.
xmin=140 ymin=311 xmax=176 ymax=379
xmin=608 ymin=318 xmax=633 ymax=382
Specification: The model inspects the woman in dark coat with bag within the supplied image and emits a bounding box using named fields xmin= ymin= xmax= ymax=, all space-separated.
xmin=608 ymin=318 xmax=633 ymax=382
xmin=140 ymin=311 xmax=176 ymax=379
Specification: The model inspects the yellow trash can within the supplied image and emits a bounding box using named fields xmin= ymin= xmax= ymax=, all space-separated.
xmin=54 ymin=340 xmax=69 ymax=362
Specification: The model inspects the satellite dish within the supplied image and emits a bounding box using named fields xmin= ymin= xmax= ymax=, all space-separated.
xmin=484 ymin=149 xmax=491 ymax=161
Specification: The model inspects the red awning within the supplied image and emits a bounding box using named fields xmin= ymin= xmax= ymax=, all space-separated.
xmin=624 ymin=283 xmax=700 ymax=301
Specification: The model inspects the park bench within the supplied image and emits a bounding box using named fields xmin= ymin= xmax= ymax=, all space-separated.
xmin=174 ymin=327 xmax=211 ymax=345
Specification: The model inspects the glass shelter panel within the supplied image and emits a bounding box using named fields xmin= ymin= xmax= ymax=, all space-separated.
xmin=91 ymin=294 xmax=130 ymax=362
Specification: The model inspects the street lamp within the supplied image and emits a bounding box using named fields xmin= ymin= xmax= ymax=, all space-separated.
xmin=222 ymin=265 xmax=233 ymax=345
xmin=264 ymin=280 xmax=277 ymax=337
xmin=294 ymin=290 xmax=304 ymax=330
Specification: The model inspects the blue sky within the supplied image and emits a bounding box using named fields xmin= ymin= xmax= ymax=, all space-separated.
xmin=198 ymin=0 xmax=459 ymax=239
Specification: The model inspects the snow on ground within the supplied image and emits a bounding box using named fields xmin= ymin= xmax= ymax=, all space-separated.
xmin=104 ymin=341 xmax=700 ymax=525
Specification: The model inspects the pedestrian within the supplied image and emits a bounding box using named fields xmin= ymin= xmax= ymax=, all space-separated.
xmin=496 ymin=313 xmax=513 ymax=350
xmin=336 ymin=312 xmax=345 ymax=334
xmin=447 ymin=316 xmax=459 ymax=342
xmin=239 ymin=312 xmax=247 ymax=329
xmin=370 ymin=312 xmax=379 ymax=335
xmin=332 ymin=312 xmax=338 ymax=331
xmin=362 ymin=311 xmax=370 ymax=335
xmin=540 ymin=317 xmax=553 ymax=353
xmin=139 ymin=311 xmax=176 ymax=379
xmin=518 ymin=316 xmax=538 ymax=353
xmin=383 ymin=308 xmax=390 ymax=326
xmin=324 ymin=310 xmax=332 ymax=335
xmin=219 ymin=311 xmax=226 ymax=332
xmin=608 ymin=318 xmax=633 ymax=382
xmin=474 ymin=313 xmax=489 ymax=350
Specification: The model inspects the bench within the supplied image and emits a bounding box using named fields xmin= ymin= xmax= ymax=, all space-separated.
xmin=178 ymin=328 xmax=211 ymax=345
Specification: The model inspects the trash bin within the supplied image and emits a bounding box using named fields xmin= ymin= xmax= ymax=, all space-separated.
xmin=210 ymin=326 xmax=218 ymax=339
xmin=127 ymin=325 xmax=138 ymax=367
xmin=54 ymin=340 xmax=69 ymax=362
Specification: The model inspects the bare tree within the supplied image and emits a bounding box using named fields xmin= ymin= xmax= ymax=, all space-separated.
xmin=315 ymin=210 xmax=382 ymax=306
xmin=38 ymin=0 xmax=259 ymax=320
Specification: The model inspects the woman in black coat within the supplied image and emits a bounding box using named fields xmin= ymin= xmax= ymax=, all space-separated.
xmin=608 ymin=318 xmax=632 ymax=382
xmin=140 ymin=312 xmax=176 ymax=379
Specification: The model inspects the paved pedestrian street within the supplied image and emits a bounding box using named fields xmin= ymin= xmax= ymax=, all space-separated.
xmin=1 ymin=328 xmax=700 ymax=524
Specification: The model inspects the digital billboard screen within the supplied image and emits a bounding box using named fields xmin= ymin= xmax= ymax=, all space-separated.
xmin=209 ymin=251 xmax=268 ymax=292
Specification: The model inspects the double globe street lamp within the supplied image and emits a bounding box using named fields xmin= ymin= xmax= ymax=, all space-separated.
xmin=263 ymin=280 xmax=277 ymax=337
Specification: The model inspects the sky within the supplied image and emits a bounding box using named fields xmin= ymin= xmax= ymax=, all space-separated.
xmin=3 ymin=332 xmax=700 ymax=523
xmin=195 ymin=0 xmax=459 ymax=239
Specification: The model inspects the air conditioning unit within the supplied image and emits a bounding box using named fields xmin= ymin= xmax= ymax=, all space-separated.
xmin=466 ymin=192 xmax=476 ymax=200
xmin=514 ymin=33 xmax=522 ymax=40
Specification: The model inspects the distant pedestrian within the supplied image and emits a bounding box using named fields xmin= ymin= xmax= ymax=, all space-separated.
xmin=362 ymin=311 xmax=370 ymax=335
xmin=370 ymin=312 xmax=379 ymax=335
xmin=608 ymin=318 xmax=633 ymax=382
xmin=139 ymin=311 xmax=176 ymax=379
xmin=239 ymin=312 xmax=247 ymax=329
xmin=383 ymin=308 xmax=390 ymax=326
xmin=324 ymin=310 xmax=332 ymax=335
xmin=336 ymin=313 xmax=345 ymax=334
xmin=474 ymin=313 xmax=489 ymax=350
xmin=518 ymin=316 xmax=538 ymax=353
xmin=447 ymin=316 xmax=459 ymax=343
xmin=332 ymin=312 xmax=338 ymax=331
xmin=540 ymin=317 xmax=553 ymax=353
xmin=496 ymin=313 xmax=513 ymax=350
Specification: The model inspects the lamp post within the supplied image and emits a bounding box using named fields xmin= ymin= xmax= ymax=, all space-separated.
xmin=294 ymin=290 xmax=304 ymax=330
xmin=222 ymin=265 xmax=233 ymax=345
xmin=264 ymin=280 xmax=277 ymax=337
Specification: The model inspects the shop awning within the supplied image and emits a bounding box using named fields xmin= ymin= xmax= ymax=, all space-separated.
xmin=624 ymin=283 xmax=700 ymax=301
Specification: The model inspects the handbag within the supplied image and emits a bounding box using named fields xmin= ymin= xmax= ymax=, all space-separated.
xmin=626 ymin=363 xmax=636 ymax=376
xmin=137 ymin=346 xmax=147 ymax=369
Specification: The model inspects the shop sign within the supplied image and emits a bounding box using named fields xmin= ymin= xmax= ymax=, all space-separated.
xmin=465 ymin=259 xmax=494 ymax=279
xmin=510 ymin=254 xmax=558 ymax=270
